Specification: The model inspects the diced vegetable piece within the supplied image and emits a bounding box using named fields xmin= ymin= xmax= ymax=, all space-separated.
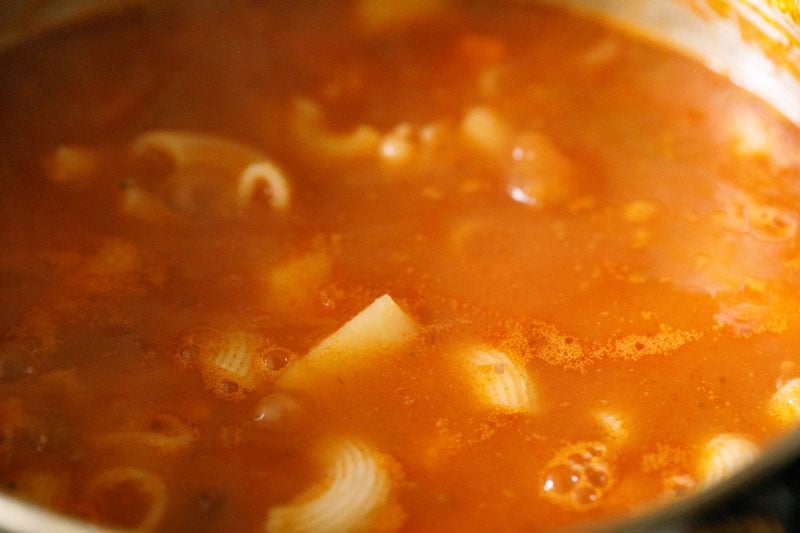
xmin=276 ymin=294 xmax=418 ymax=390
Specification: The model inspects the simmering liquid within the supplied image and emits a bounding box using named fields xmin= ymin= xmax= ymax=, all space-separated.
xmin=1 ymin=1 xmax=800 ymax=531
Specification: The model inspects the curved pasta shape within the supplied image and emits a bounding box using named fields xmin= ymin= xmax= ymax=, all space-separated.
xmin=86 ymin=466 xmax=167 ymax=530
xmin=176 ymin=327 xmax=268 ymax=400
xmin=199 ymin=329 xmax=261 ymax=400
xmin=290 ymin=98 xmax=380 ymax=159
xmin=237 ymin=161 xmax=291 ymax=210
xmin=769 ymin=377 xmax=800 ymax=425
xmin=130 ymin=130 xmax=291 ymax=219
xmin=95 ymin=414 xmax=196 ymax=453
xmin=266 ymin=439 xmax=402 ymax=533
xmin=463 ymin=347 xmax=535 ymax=413
xmin=132 ymin=130 xmax=261 ymax=172
xmin=276 ymin=294 xmax=418 ymax=391
xmin=698 ymin=434 xmax=759 ymax=487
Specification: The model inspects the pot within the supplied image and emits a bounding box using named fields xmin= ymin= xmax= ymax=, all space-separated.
xmin=0 ymin=1 xmax=799 ymax=531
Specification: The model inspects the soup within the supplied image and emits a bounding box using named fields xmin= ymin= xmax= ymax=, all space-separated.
xmin=1 ymin=1 xmax=800 ymax=531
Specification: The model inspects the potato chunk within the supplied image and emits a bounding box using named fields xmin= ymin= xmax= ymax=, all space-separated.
xmin=276 ymin=294 xmax=418 ymax=390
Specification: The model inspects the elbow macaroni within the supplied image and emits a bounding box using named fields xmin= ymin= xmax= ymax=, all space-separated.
xmin=266 ymin=439 xmax=403 ymax=533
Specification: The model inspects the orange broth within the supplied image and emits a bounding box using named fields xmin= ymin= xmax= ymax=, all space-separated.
xmin=1 ymin=1 xmax=800 ymax=531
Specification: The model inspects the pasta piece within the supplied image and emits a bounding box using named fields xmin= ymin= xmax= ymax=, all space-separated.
xmin=131 ymin=130 xmax=291 ymax=219
xmin=698 ymin=434 xmax=759 ymax=487
xmin=460 ymin=105 xmax=509 ymax=155
xmin=95 ymin=414 xmax=196 ymax=453
xmin=200 ymin=330 xmax=260 ymax=400
xmin=238 ymin=161 xmax=291 ymax=210
xmin=132 ymin=130 xmax=261 ymax=172
xmin=290 ymin=98 xmax=380 ymax=159
xmin=119 ymin=184 xmax=181 ymax=224
xmin=176 ymin=327 xmax=271 ymax=400
xmin=379 ymin=124 xmax=416 ymax=165
xmin=462 ymin=347 xmax=536 ymax=413
xmin=86 ymin=466 xmax=167 ymax=530
xmin=768 ymin=377 xmax=800 ymax=425
xmin=42 ymin=144 xmax=99 ymax=185
xmin=266 ymin=439 xmax=404 ymax=533
xmin=276 ymin=294 xmax=418 ymax=390
xmin=80 ymin=239 xmax=141 ymax=292
xmin=506 ymin=132 xmax=575 ymax=209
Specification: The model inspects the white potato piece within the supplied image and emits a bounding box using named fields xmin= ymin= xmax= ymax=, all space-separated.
xmin=463 ymin=347 xmax=535 ymax=413
xmin=276 ymin=294 xmax=418 ymax=390
xmin=698 ymin=434 xmax=759 ymax=487
xmin=769 ymin=377 xmax=800 ymax=425
xmin=266 ymin=439 xmax=403 ymax=533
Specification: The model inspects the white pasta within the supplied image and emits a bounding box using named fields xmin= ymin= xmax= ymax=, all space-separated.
xmin=119 ymin=184 xmax=181 ymax=224
xmin=131 ymin=130 xmax=291 ymax=218
xmin=460 ymin=106 xmax=509 ymax=155
xmin=86 ymin=466 xmax=167 ymax=530
xmin=276 ymin=294 xmax=418 ymax=390
xmin=133 ymin=130 xmax=261 ymax=171
xmin=379 ymin=124 xmax=416 ymax=164
xmin=769 ymin=377 xmax=800 ymax=425
xmin=266 ymin=439 xmax=402 ymax=533
xmin=176 ymin=327 xmax=267 ymax=400
xmin=698 ymin=434 xmax=759 ymax=487
xmin=290 ymin=98 xmax=380 ymax=159
xmin=237 ymin=161 xmax=291 ymax=210
xmin=200 ymin=330 xmax=259 ymax=399
xmin=463 ymin=347 xmax=535 ymax=413
xmin=95 ymin=414 xmax=196 ymax=453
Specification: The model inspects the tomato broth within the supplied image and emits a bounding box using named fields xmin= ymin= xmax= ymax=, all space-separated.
xmin=1 ymin=1 xmax=800 ymax=531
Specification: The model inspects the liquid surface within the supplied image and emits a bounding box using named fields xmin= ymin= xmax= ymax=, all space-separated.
xmin=1 ymin=1 xmax=800 ymax=531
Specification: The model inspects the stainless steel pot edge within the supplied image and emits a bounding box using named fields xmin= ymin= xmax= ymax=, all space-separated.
xmin=0 ymin=492 xmax=119 ymax=533
xmin=538 ymin=0 xmax=800 ymax=126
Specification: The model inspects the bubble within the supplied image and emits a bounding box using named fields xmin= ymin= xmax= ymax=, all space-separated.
xmin=261 ymin=347 xmax=291 ymax=371
xmin=585 ymin=466 xmax=609 ymax=488
xmin=220 ymin=380 xmax=239 ymax=395
xmin=573 ymin=486 xmax=599 ymax=506
xmin=567 ymin=453 xmax=591 ymax=467
xmin=542 ymin=464 xmax=581 ymax=494
xmin=540 ymin=441 xmax=614 ymax=511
